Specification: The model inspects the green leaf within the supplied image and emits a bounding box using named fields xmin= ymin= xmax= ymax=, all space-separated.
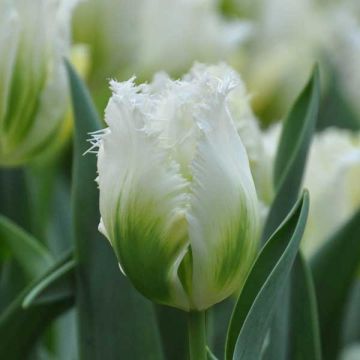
xmin=288 ymin=253 xmax=322 ymax=360
xmin=0 ymin=168 xmax=31 ymax=231
xmin=225 ymin=191 xmax=309 ymax=360
xmin=0 ymin=215 xmax=53 ymax=279
xmin=66 ymin=60 xmax=164 ymax=360
xmin=208 ymin=298 xmax=235 ymax=358
xmin=260 ymin=66 xmax=321 ymax=360
xmin=317 ymin=67 xmax=360 ymax=132
xmin=263 ymin=66 xmax=320 ymax=241
xmin=311 ymin=208 xmax=360 ymax=360
xmin=0 ymin=257 xmax=74 ymax=359
xmin=25 ymin=160 xmax=58 ymax=242
xmin=342 ymin=280 xmax=360 ymax=347
xmin=156 ymin=305 xmax=188 ymax=360
xmin=23 ymin=251 xmax=75 ymax=308
xmin=207 ymin=346 xmax=219 ymax=360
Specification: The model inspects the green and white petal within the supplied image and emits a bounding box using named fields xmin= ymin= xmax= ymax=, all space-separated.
xmin=0 ymin=0 xmax=77 ymax=165
xmin=0 ymin=0 xmax=20 ymax=128
xmin=187 ymin=84 xmax=260 ymax=310
xmin=97 ymin=79 xmax=191 ymax=310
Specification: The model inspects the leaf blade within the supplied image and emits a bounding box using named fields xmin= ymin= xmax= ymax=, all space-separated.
xmin=225 ymin=191 xmax=309 ymax=360
xmin=311 ymin=208 xmax=360 ymax=360
xmin=0 ymin=215 xmax=53 ymax=279
xmin=263 ymin=66 xmax=320 ymax=241
xmin=0 ymin=255 xmax=74 ymax=359
xmin=288 ymin=253 xmax=322 ymax=360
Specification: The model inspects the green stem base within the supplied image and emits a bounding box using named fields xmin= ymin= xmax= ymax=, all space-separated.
xmin=188 ymin=311 xmax=206 ymax=360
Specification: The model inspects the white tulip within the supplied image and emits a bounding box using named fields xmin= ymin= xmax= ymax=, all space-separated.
xmin=94 ymin=63 xmax=260 ymax=311
xmin=0 ymin=0 xmax=77 ymax=166
xmin=73 ymin=0 xmax=252 ymax=79
xmin=303 ymin=128 xmax=360 ymax=255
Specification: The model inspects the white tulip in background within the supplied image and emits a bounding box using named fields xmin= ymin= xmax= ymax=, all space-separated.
xmin=231 ymin=0 xmax=360 ymax=122
xmin=263 ymin=124 xmax=360 ymax=255
xmin=73 ymin=0 xmax=251 ymax=80
xmin=133 ymin=0 xmax=251 ymax=77
xmin=0 ymin=0 xmax=78 ymax=166
xmin=303 ymin=128 xmax=360 ymax=255
xmin=328 ymin=1 xmax=360 ymax=116
xmin=94 ymin=63 xmax=260 ymax=311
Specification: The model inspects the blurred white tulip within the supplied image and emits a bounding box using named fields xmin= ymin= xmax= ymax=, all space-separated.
xmin=303 ymin=128 xmax=360 ymax=255
xmin=0 ymin=0 xmax=78 ymax=166
xmin=263 ymin=124 xmax=360 ymax=255
xmin=73 ymin=0 xmax=252 ymax=80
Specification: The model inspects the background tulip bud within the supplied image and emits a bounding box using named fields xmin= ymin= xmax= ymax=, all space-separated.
xmin=95 ymin=63 xmax=260 ymax=311
xmin=303 ymin=128 xmax=360 ymax=255
xmin=0 ymin=0 xmax=77 ymax=166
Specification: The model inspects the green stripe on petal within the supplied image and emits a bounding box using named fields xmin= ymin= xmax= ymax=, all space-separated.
xmin=188 ymin=94 xmax=260 ymax=310
xmin=97 ymin=81 xmax=191 ymax=310
xmin=0 ymin=2 xmax=20 ymax=130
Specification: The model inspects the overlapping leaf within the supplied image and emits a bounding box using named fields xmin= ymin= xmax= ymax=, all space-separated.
xmin=225 ymin=192 xmax=309 ymax=360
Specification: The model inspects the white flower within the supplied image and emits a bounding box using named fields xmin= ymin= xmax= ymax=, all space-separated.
xmin=238 ymin=0 xmax=328 ymax=117
xmin=303 ymin=128 xmax=360 ymax=255
xmin=73 ymin=0 xmax=252 ymax=79
xmin=0 ymin=0 xmax=77 ymax=166
xmin=326 ymin=3 xmax=360 ymax=117
xmin=232 ymin=0 xmax=360 ymax=122
xmin=134 ymin=0 xmax=251 ymax=76
xmin=95 ymin=63 xmax=260 ymax=311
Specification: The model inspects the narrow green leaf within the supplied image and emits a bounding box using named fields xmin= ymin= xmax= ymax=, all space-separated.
xmin=207 ymin=346 xmax=219 ymax=360
xmin=156 ymin=305 xmax=188 ymax=360
xmin=261 ymin=284 xmax=290 ymax=360
xmin=342 ymin=280 xmax=360 ymax=347
xmin=317 ymin=68 xmax=360 ymax=131
xmin=225 ymin=191 xmax=309 ymax=360
xmin=260 ymin=66 xmax=321 ymax=360
xmin=0 ymin=168 xmax=31 ymax=231
xmin=0 ymin=215 xmax=53 ymax=279
xmin=0 ymin=258 xmax=74 ymax=359
xmin=263 ymin=66 xmax=320 ymax=241
xmin=311 ymin=208 xmax=360 ymax=360
xmin=25 ymin=160 xmax=58 ymax=242
xmin=208 ymin=298 xmax=235 ymax=358
xmin=23 ymin=252 xmax=75 ymax=308
xmin=288 ymin=253 xmax=322 ymax=360
xmin=66 ymin=60 xmax=164 ymax=360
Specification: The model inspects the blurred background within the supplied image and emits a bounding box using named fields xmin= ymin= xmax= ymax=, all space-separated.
xmin=0 ymin=1 xmax=359 ymax=359
xmin=72 ymin=0 xmax=360 ymax=129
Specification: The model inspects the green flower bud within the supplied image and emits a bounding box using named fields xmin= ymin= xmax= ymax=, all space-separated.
xmin=0 ymin=0 xmax=77 ymax=166
xmin=94 ymin=63 xmax=260 ymax=311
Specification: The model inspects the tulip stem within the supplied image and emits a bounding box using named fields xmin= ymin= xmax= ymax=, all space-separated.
xmin=188 ymin=311 xmax=206 ymax=360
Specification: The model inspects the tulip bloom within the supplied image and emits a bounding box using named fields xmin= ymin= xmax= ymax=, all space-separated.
xmin=95 ymin=64 xmax=260 ymax=311
xmin=0 ymin=0 xmax=77 ymax=166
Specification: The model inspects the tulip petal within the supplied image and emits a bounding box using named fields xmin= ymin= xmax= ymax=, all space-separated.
xmin=187 ymin=91 xmax=260 ymax=310
xmin=0 ymin=1 xmax=20 ymax=128
xmin=97 ymin=80 xmax=191 ymax=310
